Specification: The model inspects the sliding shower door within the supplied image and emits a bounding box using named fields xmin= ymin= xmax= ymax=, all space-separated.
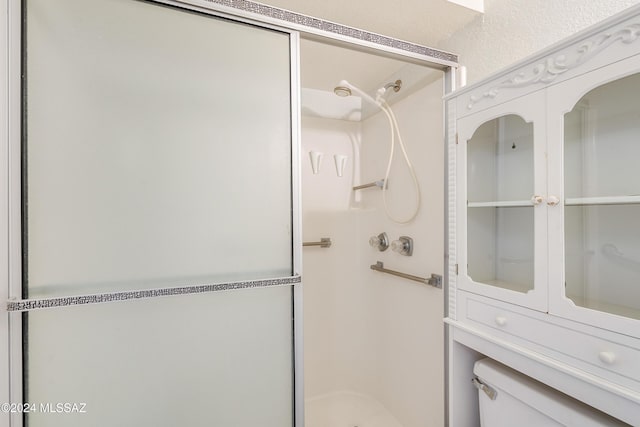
xmin=10 ymin=0 xmax=299 ymax=425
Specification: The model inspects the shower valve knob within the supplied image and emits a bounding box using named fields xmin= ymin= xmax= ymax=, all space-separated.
xmin=369 ymin=233 xmax=389 ymax=252
xmin=391 ymin=236 xmax=413 ymax=256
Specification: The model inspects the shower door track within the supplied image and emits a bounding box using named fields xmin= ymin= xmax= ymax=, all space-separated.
xmin=160 ymin=0 xmax=458 ymax=70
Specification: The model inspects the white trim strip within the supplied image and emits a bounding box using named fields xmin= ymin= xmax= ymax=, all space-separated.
xmin=7 ymin=275 xmax=301 ymax=312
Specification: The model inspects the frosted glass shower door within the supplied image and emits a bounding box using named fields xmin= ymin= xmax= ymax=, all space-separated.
xmin=18 ymin=0 xmax=298 ymax=426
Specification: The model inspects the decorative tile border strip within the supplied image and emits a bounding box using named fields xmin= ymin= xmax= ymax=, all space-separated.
xmin=7 ymin=275 xmax=301 ymax=311
xmin=203 ymin=0 xmax=458 ymax=65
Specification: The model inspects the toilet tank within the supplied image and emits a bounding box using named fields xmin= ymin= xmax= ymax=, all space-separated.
xmin=473 ymin=358 xmax=629 ymax=427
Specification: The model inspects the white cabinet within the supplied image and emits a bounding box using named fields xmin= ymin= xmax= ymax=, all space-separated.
xmin=446 ymin=6 xmax=640 ymax=426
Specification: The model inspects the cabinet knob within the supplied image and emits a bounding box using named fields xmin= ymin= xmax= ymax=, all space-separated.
xmin=547 ymin=195 xmax=560 ymax=206
xmin=598 ymin=351 xmax=616 ymax=365
xmin=530 ymin=195 xmax=544 ymax=205
xmin=495 ymin=316 xmax=507 ymax=327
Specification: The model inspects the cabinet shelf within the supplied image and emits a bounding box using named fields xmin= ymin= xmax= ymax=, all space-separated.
xmin=565 ymin=196 xmax=640 ymax=206
xmin=467 ymin=200 xmax=533 ymax=208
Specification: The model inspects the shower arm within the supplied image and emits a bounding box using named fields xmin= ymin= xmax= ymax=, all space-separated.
xmin=383 ymin=79 xmax=402 ymax=93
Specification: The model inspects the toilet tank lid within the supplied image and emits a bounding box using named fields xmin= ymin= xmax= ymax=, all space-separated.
xmin=473 ymin=358 xmax=629 ymax=427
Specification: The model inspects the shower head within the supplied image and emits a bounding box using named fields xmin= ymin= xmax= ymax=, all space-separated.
xmin=333 ymin=86 xmax=352 ymax=97
xmin=333 ymin=80 xmax=380 ymax=107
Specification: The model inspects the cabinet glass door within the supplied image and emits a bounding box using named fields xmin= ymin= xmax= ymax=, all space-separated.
xmin=458 ymin=92 xmax=547 ymax=311
xmin=563 ymin=72 xmax=640 ymax=322
xmin=466 ymin=115 xmax=535 ymax=293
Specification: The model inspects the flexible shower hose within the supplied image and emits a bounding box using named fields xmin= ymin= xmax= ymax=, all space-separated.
xmin=377 ymin=98 xmax=421 ymax=224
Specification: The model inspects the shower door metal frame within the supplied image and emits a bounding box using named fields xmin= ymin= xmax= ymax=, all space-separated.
xmin=176 ymin=0 xmax=459 ymax=71
xmin=2 ymin=1 xmax=303 ymax=426
xmin=3 ymin=1 xmax=22 ymax=426
xmin=1 ymin=0 xmax=459 ymax=426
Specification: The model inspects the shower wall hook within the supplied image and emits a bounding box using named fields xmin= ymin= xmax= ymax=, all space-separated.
xmin=334 ymin=154 xmax=347 ymax=177
xmin=309 ymin=151 xmax=323 ymax=174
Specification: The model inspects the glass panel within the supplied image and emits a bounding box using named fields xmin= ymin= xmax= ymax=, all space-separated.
xmin=564 ymin=73 xmax=640 ymax=199
xmin=25 ymin=286 xmax=293 ymax=426
xmin=24 ymin=0 xmax=292 ymax=298
xmin=467 ymin=115 xmax=533 ymax=203
xmin=467 ymin=115 xmax=534 ymax=293
xmin=564 ymin=73 xmax=640 ymax=320
xmin=565 ymin=206 xmax=640 ymax=320
xmin=467 ymin=207 xmax=534 ymax=292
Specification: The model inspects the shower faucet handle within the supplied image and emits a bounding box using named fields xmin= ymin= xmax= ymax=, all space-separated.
xmin=369 ymin=233 xmax=389 ymax=251
xmin=391 ymin=236 xmax=413 ymax=256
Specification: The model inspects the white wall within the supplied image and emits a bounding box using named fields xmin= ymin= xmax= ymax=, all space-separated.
xmin=358 ymin=78 xmax=445 ymax=427
xmin=302 ymin=76 xmax=444 ymax=427
xmin=438 ymin=0 xmax=640 ymax=84
xmin=301 ymin=116 xmax=363 ymax=398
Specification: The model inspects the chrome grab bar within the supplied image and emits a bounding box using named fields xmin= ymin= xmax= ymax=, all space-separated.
xmin=370 ymin=261 xmax=442 ymax=288
xmin=353 ymin=179 xmax=386 ymax=191
xmin=303 ymin=238 xmax=332 ymax=248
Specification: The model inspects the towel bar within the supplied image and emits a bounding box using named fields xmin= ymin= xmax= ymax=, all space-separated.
xmin=370 ymin=261 xmax=442 ymax=288
xmin=303 ymin=238 xmax=332 ymax=248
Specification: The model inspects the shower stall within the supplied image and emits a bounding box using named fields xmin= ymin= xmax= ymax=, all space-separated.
xmin=300 ymin=39 xmax=446 ymax=427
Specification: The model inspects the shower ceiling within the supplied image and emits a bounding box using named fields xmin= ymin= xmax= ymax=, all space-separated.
xmin=300 ymin=39 xmax=442 ymax=99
